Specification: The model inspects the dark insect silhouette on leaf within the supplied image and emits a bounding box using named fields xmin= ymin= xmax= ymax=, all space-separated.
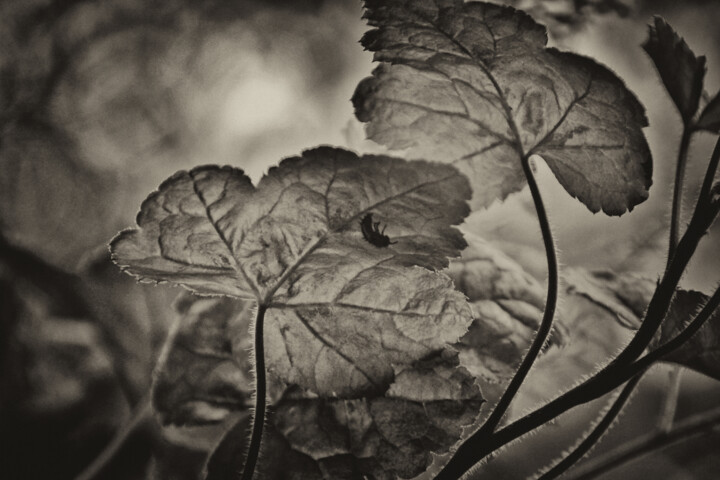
xmin=360 ymin=213 xmax=397 ymax=247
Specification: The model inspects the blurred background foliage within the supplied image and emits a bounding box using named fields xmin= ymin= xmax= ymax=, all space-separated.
xmin=1 ymin=0 xmax=719 ymax=479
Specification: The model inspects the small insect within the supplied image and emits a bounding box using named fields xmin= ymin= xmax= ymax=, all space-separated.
xmin=360 ymin=213 xmax=397 ymax=247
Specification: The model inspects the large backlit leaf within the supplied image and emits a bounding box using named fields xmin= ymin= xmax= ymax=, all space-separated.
xmin=352 ymin=0 xmax=651 ymax=214
xmin=111 ymin=147 xmax=473 ymax=397
xmin=651 ymin=289 xmax=720 ymax=381
xmin=642 ymin=16 xmax=706 ymax=125
xmin=206 ymin=351 xmax=483 ymax=480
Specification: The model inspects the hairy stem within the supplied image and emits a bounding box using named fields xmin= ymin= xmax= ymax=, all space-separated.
xmin=241 ymin=304 xmax=268 ymax=480
xmin=483 ymin=156 xmax=558 ymax=434
xmin=657 ymin=366 xmax=683 ymax=433
xmin=74 ymin=395 xmax=152 ymax=480
xmin=668 ymin=128 xmax=692 ymax=262
xmin=435 ymin=156 xmax=559 ymax=478
xmin=562 ymin=406 xmax=720 ymax=480
xmin=537 ymin=374 xmax=643 ymax=480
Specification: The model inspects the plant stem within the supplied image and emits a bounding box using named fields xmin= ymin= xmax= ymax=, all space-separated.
xmin=481 ymin=155 xmax=559 ymax=434
xmin=562 ymin=405 xmax=720 ymax=480
xmin=657 ymin=366 xmax=683 ymax=433
xmin=668 ymin=128 xmax=692 ymax=263
xmin=537 ymin=374 xmax=643 ymax=480
xmin=241 ymin=304 xmax=268 ymax=480
xmin=74 ymin=394 xmax=152 ymax=480
xmin=435 ymin=156 xmax=559 ymax=479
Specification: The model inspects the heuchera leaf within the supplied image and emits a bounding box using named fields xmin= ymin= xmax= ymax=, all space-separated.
xmin=651 ymin=289 xmax=720 ymax=381
xmin=111 ymin=147 xmax=473 ymax=397
xmin=642 ymin=16 xmax=706 ymax=125
xmin=447 ymin=235 xmax=564 ymax=381
xmin=697 ymin=92 xmax=720 ymax=133
xmin=352 ymin=0 xmax=651 ymax=214
xmin=206 ymin=351 xmax=483 ymax=480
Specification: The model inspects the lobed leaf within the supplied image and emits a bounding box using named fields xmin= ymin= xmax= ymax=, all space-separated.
xmin=206 ymin=351 xmax=483 ymax=480
xmin=352 ymin=0 xmax=652 ymax=215
xmin=642 ymin=16 xmax=706 ymax=125
xmin=111 ymin=147 xmax=473 ymax=397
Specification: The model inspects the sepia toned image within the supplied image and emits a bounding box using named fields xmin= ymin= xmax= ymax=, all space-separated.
xmin=1 ymin=1 xmax=719 ymax=479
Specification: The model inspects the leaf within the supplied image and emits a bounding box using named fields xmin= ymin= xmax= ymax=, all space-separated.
xmin=111 ymin=147 xmax=473 ymax=397
xmin=79 ymin=253 xmax=179 ymax=403
xmin=651 ymin=289 xmax=720 ymax=381
xmin=206 ymin=351 xmax=483 ymax=480
xmin=563 ymin=268 xmax=656 ymax=330
xmin=554 ymin=269 xmax=720 ymax=380
xmin=152 ymin=293 xmax=256 ymax=426
xmin=642 ymin=16 xmax=706 ymax=125
xmin=697 ymin=92 xmax=720 ymax=132
xmin=352 ymin=0 xmax=651 ymax=214
xmin=447 ymin=235 xmax=562 ymax=381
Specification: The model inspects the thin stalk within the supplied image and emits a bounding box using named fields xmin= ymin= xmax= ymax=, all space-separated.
xmin=482 ymin=156 xmax=558 ymax=433
xmin=657 ymin=366 xmax=683 ymax=433
xmin=241 ymin=304 xmax=268 ymax=480
xmin=435 ymin=156 xmax=559 ymax=478
xmin=658 ymin=125 xmax=693 ymax=436
xmin=668 ymin=128 xmax=692 ymax=262
xmin=563 ymin=406 xmax=720 ymax=480
xmin=74 ymin=395 xmax=152 ymax=480
xmin=537 ymin=374 xmax=643 ymax=480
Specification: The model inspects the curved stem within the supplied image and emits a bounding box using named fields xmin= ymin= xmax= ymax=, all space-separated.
xmin=537 ymin=373 xmax=643 ymax=480
xmin=435 ymin=157 xmax=558 ymax=479
xmin=241 ymin=304 xmax=268 ymax=480
xmin=74 ymin=395 xmax=152 ymax=480
xmin=668 ymin=128 xmax=692 ymax=263
xmin=562 ymin=405 xmax=720 ymax=480
xmin=482 ymin=155 xmax=558 ymax=434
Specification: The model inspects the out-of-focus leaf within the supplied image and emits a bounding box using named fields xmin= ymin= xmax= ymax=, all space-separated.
xmin=563 ymin=268 xmax=656 ymax=329
xmin=697 ymin=92 xmax=720 ymax=132
xmin=153 ymin=294 xmax=259 ymax=426
xmin=79 ymin=253 xmax=179 ymax=403
xmin=112 ymin=147 xmax=473 ymax=397
xmin=206 ymin=351 xmax=483 ymax=480
xmin=651 ymin=289 xmax=720 ymax=381
xmin=642 ymin=16 xmax=706 ymax=125
xmin=447 ymin=235 xmax=559 ymax=381
xmin=0 ymin=237 xmax=129 ymax=479
xmin=352 ymin=0 xmax=651 ymax=214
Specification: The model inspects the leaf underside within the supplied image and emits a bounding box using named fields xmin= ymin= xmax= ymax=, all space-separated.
xmin=353 ymin=0 xmax=652 ymax=214
xmin=111 ymin=146 xmax=473 ymax=397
